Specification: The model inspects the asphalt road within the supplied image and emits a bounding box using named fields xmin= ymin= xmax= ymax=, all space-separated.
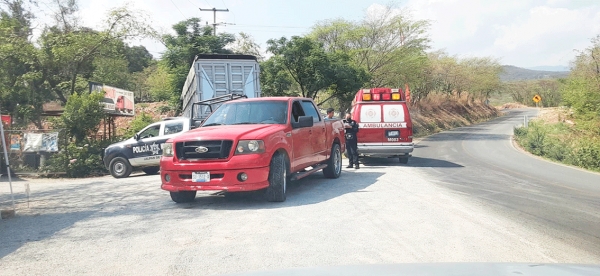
xmin=0 ymin=108 xmax=599 ymax=275
xmin=408 ymin=108 xmax=600 ymax=260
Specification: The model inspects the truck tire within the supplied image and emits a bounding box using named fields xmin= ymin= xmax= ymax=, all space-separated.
xmin=109 ymin=157 xmax=132 ymax=178
xmin=399 ymin=157 xmax=409 ymax=164
xmin=170 ymin=191 xmax=196 ymax=203
xmin=323 ymin=143 xmax=342 ymax=179
xmin=142 ymin=166 xmax=160 ymax=175
xmin=265 ymin=153 xmax=287 ymax=202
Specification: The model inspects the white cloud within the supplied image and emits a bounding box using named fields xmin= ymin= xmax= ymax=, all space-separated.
xmin=404 ymin=0 xmax=600 ymax=67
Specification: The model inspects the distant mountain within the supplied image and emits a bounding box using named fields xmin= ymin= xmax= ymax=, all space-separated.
xmin=526 ymin=65 xmax=570 ymax=72
xmin=500 ymin=65 xmax=569 ymax=82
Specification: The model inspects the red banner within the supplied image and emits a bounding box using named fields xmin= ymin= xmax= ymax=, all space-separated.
xmin=1 ymin=115 xmax=11 ymax=126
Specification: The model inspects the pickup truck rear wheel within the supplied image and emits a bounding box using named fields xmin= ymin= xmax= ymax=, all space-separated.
xmin=109 ymin=157 xmax=132 ymax=178
xmin=265 ymin=153 xmax=287 ymax=202
xmin=170 ymin=191 xmax=196 ymax=203
xmin=142 ymin=166 xmax=160 ymax=175
xmin=323 ymin=143 xmax=342 ymax=179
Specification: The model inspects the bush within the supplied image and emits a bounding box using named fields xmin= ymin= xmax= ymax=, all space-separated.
xmin=44 ymin=140 xmax=111 ymax=178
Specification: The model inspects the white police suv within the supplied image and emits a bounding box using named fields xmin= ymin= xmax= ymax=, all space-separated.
xmin=103 ymin=117 xmax=191 ymax=178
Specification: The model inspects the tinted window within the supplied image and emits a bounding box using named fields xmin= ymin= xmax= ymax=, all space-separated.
xmin=300 ymin=101 xmax=321 ymax=123
xmin=202 ymin=101 xmax=288 ymax=126
xmin=139 ymin=125 xmax=160 ymax=139
xmin=164 ymin=121 xmax=184 ymax=135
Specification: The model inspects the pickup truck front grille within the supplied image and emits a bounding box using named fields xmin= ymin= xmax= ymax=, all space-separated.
xmin=175 ymin=140 xmax=233 ymax=160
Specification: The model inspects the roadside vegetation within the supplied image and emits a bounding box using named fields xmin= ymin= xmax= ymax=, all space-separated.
xmin=514 ymin=36 xmax=600 ymax=172
xmin=2 ymin=1 xmax=503 ymax=177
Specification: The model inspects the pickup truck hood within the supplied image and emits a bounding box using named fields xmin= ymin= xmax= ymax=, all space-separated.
xmin=170 ymin=124 xmax=286 ymax=142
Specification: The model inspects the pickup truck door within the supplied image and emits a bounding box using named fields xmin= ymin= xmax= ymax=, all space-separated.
xmin=300 ymin=100 xmax=327 ymax=163
xmin=290 ymin=101 xmax=314 ymax=171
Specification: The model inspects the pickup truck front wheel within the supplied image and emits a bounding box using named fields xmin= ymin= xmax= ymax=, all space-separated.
xmin=323 ymin=143 xmax=342 ymax=179
xmin=170 ymin=191 xmax=196 ymax=203
xmin=266 ymin=153 xmax=287 ymax=202
xmin=109 ymin=157 xmax=132 ymax=178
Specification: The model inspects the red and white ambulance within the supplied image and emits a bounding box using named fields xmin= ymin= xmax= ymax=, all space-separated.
xmin=350 ymin=88 xmax=414 ymax=163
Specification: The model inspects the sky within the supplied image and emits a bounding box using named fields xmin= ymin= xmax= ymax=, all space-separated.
xmin=32 ymin=0 xmax=600 ymax=68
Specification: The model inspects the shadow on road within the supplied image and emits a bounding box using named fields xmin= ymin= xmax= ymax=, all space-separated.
xmin=425 ymin=132 xmax=510 ymax=142
xmin=0 ymin=211 xmax=95 ymax=259
xmin=359 ymin=156 xmax=463 ymax=168
xmin=179 ymin=171 xmax=383 ymax=210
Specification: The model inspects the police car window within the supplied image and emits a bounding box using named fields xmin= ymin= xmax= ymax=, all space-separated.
xmin=139 ymin=125 xmax=160 ymax=139
xmin=164 ymin=122 xmax=184 ymax=135
xmin=300 ymin=101 xmax=321 ymax=123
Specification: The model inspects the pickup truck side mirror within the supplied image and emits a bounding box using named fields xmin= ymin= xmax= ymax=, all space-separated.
xmin=293 ymin=116 xmax=313 ymax=129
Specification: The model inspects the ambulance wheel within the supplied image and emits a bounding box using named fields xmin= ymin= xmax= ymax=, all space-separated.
xmin=142 ymin=166 xmax=160 ymax=175
xmin=109 ymin=157 xmax=132 ymax=178
xmin=265 ymin=153 xmax=287 ymax=202
xmin=170 ymin=191 xmax=196 ymax=203
xmin=399 ymin=157 xmax=409 ymax=164
xmin=323 ymin=143 xmax=342 ymax=179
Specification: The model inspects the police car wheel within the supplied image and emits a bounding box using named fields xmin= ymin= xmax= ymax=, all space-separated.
xmin=109 ymin=157 xmax=132 ymax=178
xmin=323 ymin=143 xmax=342 ymax=179
xmin=142 ymin=166 xmax=160 ymax=175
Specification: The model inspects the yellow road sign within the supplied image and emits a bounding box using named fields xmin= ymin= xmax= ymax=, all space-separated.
xmin=533 ymin=94 xmax=542 ymax=103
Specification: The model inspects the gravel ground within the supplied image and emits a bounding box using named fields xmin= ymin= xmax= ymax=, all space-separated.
xmin=0 ymin=158 xmax=598 ymax=275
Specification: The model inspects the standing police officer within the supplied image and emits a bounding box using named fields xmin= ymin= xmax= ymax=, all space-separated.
xmin=343 ymin=112 xmax=359 ymax=169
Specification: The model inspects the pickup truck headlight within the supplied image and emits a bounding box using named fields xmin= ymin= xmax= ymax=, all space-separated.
xmin=162 ymin=142 xmax=174 ymax=157
xmin=235 ymin=140 xmax=265 ymax=155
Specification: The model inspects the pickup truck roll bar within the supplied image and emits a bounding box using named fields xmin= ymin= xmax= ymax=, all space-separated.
xmin=190 ymin=93 xmax=248 ymax=128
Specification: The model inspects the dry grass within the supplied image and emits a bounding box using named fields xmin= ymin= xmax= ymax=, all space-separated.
xmin=410 ymin=93 xmax=501 ymax=137
xmin=499 ymin=102 xmax=529 ymax=109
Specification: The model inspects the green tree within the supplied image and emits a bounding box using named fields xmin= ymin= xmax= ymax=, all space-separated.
xmin=0 ymin=0 xmax=50 ymax=127
xmin=161 ymin=17 xmax=235 ymax=108
xmin=38 ymin=5 xmax=155 ymax=103
xmin=229 ymin=32 xmax=263 ymax=60
xmin=311 ymin=4 xmax=430 ymax=87
xmin=125 ymin=45 xmax=153 ymax=73
xmin=563 ymin=35 xmax=600 ymax=118
xmin=54 ymin=92 xmax=105 ymax=143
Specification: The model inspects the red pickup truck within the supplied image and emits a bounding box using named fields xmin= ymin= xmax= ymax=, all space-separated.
xmin=160 ymin=97 xmax=346 ymax=203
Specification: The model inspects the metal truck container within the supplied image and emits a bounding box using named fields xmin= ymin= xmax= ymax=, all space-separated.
xmin=180 ymin=54 xmax=261 ymax=121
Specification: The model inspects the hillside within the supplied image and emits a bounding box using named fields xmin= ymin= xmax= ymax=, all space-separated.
xmin=500 ymin=65 xmax=569 ymax=82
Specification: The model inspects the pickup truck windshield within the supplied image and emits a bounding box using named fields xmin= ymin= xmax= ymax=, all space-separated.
xmin=202 ymin=101 xmax=288 ymax=126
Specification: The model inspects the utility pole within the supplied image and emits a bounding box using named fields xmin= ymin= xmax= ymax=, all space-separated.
xmin=199 ymin=7 xmax=229 ymax=36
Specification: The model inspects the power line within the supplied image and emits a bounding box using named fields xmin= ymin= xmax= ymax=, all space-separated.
xmin=231 ymin=24 xmax=310 ymax=29
xmin=169 ymin=0 xmax=187 ymax=18
xmin=199 ymin=7 xmax=229 ymax=36
xmin=220 ymin=0 xmax=236 ymax=24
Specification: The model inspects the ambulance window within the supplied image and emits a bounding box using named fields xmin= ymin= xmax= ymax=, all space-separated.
xmin=139 ymin=125 xmax=160 ymax=139
xmin=383 ymin=105 xmax=405 ymax=122
xmin=164 ymin=121 xmax=184 ymax=135
xmin=300 ymin=101 xmax=321 ymax=123
xmin=360 ymin=105 xmax=381 ymax=123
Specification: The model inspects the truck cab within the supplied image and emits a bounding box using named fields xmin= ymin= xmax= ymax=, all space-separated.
xmin=103 ymin=117 xmax=191 ymax=178
xmin=351 ymin=88 xmax=414 ymax=163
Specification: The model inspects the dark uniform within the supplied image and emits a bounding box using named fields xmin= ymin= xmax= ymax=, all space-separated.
xmin=344 ymin=118 xmax=359 ymax=169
